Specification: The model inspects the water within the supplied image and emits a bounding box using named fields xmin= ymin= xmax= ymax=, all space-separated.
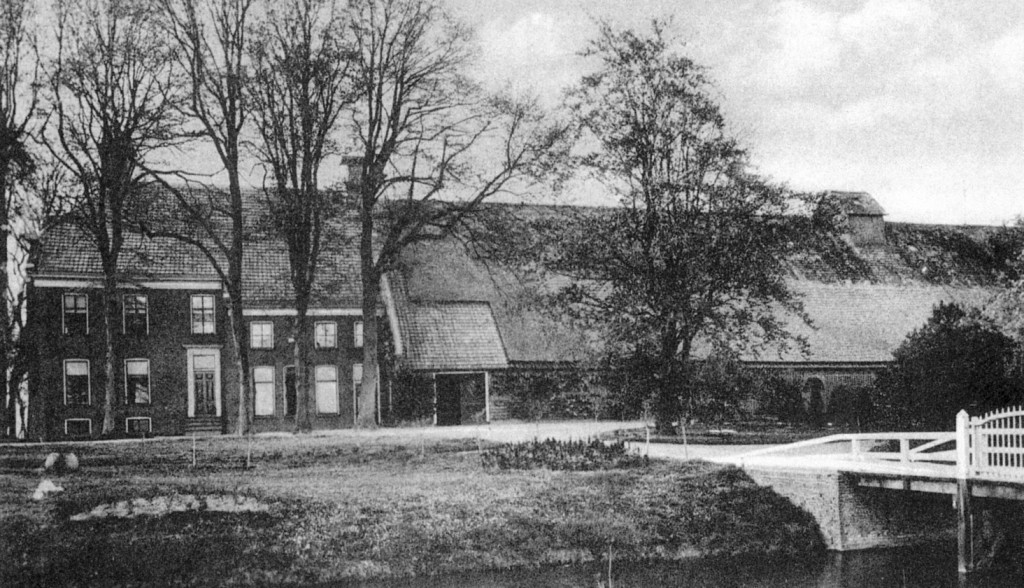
xmin=350 ymin=543 xmax=1022 ymax=587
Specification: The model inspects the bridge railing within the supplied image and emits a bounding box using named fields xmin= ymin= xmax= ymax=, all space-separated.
xmin=732 ymin=407 xmax=1024 ymax=482
xmin=960 ymin=406 xmax=1024 ymax=481
xmin=734 ymin=431 xmax=957 ymax=464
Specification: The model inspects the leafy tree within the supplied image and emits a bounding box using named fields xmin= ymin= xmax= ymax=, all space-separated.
xmin=874 ymin=302 xmax=1023 ymax=431
xmin=346 ymin=0 xmax=565 ymax=426
xmin=544 ymin=21 xmax=814 ymax=433
xmin=46 ymin=0 xmax=185 ymax=435
xmin=248 ymin=0 xmax=353 ymax=431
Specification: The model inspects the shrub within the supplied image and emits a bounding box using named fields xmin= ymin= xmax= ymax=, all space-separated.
xmin=481 ymin=438 xmax=648 ymax=471
xmin=496 ymin=369 xmax=597 ymax=420
xmin=382 ymin=369 xmax=434 ymax=425
xmin=758 ymin=376 xmax=805 ymax=423
xmin=826 ymin=385 xmax=874 ymax=429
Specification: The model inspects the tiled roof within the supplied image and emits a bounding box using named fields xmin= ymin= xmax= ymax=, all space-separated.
xmin=35 ymin=224 xmax=222 ymax=280
xmin=391 ymin=273 xmax=507 ymax=371
xmin=395 ymin=238 xmax=590 ymax=363
xmin=34 ymin=188 xmax=362 ymax=308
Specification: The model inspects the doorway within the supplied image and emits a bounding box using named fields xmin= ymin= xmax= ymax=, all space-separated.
xmin=435 ymin=373 xmax=486 ymax=426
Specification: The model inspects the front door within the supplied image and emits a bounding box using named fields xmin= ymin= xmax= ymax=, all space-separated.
xmin=194 ymin=369 xmax=216 ymax=416
xmin=187 ymin=348 xmax=221 ymax=417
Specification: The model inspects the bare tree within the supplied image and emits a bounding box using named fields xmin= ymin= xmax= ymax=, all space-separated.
xmin=347 ymin=0 xmax=565 ymax=426
xmin=248 ymin=0 xmax=352 ymax=432
xmin=46 ymin=0 xmax=184 ymax=435
xmin=154 ymin=0 xmax=256 ymax=435
xmin=0 ymin=0 xmax=39 ymax=438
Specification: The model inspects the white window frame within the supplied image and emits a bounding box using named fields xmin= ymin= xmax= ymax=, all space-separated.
xmin=314 ymin=321 xmax=337 ymax=349
xmin=315 ymin=364 xmax=340 ymax=414
xmin=190 ymin=294 xmax=216 ymax=334
xmin=122 ymin=293 xmax=150 ymax=335
xmin=125 ymin=416 xmax=152 ymax=434
xmin=353 ymin=321 xmax=364 ymax=348
xmin=253 ymin=366 xmax=276 ymax=416
xmin=62 ymin=293 xmax=89 ymax=335
xmin=124 ymin=358 xmax=151 ymax=404
xmin=64 ymin=418 xmax=92 ymax=436
xmin=63 ymin=359 xmax=91 ymax=405
xmin=250 ymin=321 xmax=274 ymax=349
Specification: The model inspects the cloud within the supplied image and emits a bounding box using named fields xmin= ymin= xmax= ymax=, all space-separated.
xmin=473 ymin=12 xmax=587 ymax=104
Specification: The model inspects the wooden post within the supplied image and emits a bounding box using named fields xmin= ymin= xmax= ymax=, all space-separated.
xmin=956 ymin=410 xmax=973 ymax=575
xmin=900 ymin=438 xmax=910 ymax=463
xmin=484 ymin=371 xmax=491 ymax=423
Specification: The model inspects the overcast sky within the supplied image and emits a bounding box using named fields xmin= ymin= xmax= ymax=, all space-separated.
xmin=451 ymin=0 xmax=1023 ymax=226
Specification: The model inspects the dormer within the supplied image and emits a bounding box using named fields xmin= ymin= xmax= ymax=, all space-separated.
xmin=828 ymin=191 xmax=886 ymax=246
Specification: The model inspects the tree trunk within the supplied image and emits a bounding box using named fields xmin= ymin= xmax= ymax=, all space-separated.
xmin=293 ymin=311 xmax=312 ymax=432
xmin=357 ymin=271 xmax=379 ymax=428
xmin=653 ymin=328 xmax=685 ymax=435
xmin=0 ymin=184 xmax=9 ymax=439
xmin=227 ymin=168 xmax=251 ymax=436
xmin=227 ymin=291 xmax=251 ymax=435
xmin=101 ymin=272 xmax=118 ymax=435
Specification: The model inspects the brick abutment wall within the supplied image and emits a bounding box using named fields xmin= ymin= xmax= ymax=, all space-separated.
xmin=744 ymin=467 xmax=954 ymax=550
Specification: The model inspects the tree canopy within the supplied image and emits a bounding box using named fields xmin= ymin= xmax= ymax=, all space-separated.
xmin=874 ymin=301 xmax=1023 ymax=431
xmin=540 ymin=21 xmax=822 ymax=433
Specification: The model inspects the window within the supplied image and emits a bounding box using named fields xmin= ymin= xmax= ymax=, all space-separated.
xmin=250 ymin=322 xmax=274 ymax=349
xmin=254 ymin=366 xmax=275 ymax=416
xmin=63 ymin=294 xmax=88 ymax=336
xmin=125 ymin=417 xmax=152 ymax=435
xmin=125 ymin=359 xmax=151 ymax=404
xmin=315 ymin=365 xmax=339 ymax=414
xmin=64 ymin=360 xmax=90 ymax=404
xmin=352 ymin=363 xmax=363 ymax=415
xmin=353 ymin=321 xmax=364 ymax=348
xmin=315 ymin=322 xmax=337 ymax=349
xmin=65 ymin=418 xmax=92 ymax=436
xmin=191 ymin=294 xmax=216 ymax=334
xmin=123 ymin=294 xmax=149 ymax=336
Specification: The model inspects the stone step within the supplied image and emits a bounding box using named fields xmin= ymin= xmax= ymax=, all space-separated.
xmin=184 ymin=417 xmax=223 ymax=436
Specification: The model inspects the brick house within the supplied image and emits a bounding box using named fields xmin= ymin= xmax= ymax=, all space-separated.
xmin=26 ymin=211 xmax=369 ymax=440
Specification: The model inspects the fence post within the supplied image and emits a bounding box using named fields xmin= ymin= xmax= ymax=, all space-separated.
xmin=900 ymin=438 xmax=910 ymax=463
xmin=955 ymin=410 xmax=972 ymax=575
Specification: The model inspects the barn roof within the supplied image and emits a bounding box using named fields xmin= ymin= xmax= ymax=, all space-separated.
xmin=746 ymin=283 xmax=994 ymax=364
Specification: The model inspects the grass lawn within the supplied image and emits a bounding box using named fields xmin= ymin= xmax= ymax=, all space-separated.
xmin=0 ymin=434 xmax=823 ymax=586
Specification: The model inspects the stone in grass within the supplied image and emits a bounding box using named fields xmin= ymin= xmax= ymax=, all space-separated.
xmin=41 ymin=452 xmax=80 ymax=475
xmin=32 ymin=479 xmax=64 ymax=501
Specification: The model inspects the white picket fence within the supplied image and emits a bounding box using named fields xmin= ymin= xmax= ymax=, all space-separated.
xmin=959 ymin=406 xmax=1024 ymax=481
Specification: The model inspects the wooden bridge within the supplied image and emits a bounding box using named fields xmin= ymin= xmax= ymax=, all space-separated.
xmin=717 ymin=408 xmax=1024 ymax=575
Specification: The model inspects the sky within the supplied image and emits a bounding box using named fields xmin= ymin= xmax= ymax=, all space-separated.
xmin=449 ymin=0 xmax=1023 ymax=226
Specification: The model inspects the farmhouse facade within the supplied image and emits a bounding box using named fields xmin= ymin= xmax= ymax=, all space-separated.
xmin=26 ymin=212 xmax=369 ymax=440
xmin=24 ymin=190 xmax=1021 ymax=439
